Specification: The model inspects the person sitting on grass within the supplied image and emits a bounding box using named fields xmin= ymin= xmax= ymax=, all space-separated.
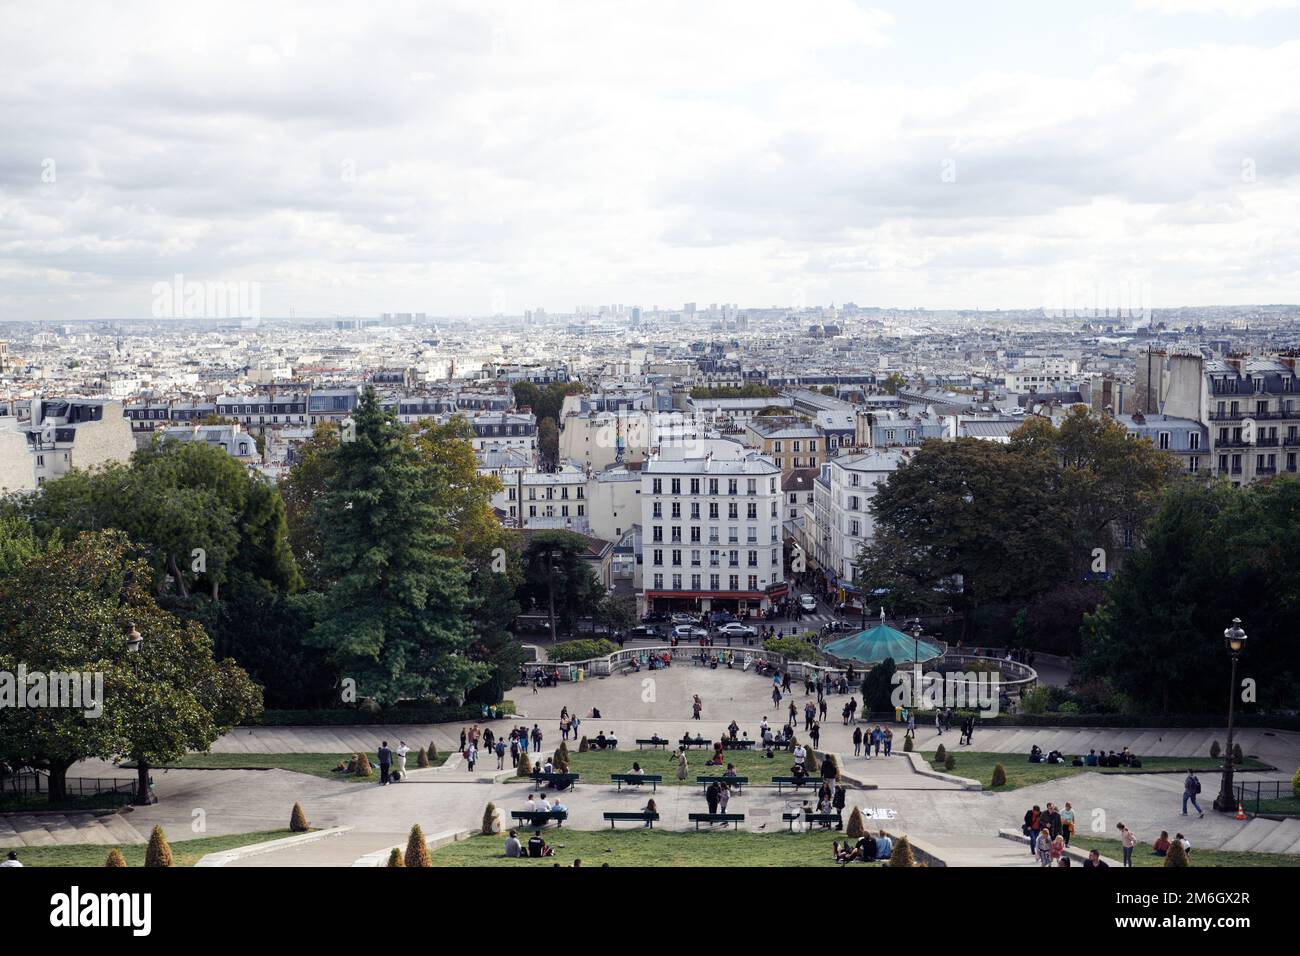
xmin=874 ymin=831 xmax=893 ymax=860
xmin=833 ymin=835 xmax=876 ymax=864
xmin=504 ymin=829 xmax=522 ymax=858
xmin=1153 ymin=831 xmax=1171 ymax=857
xmin=527 ymin=831 xmax=553 ymax=858
xmin=1029 ymin=744 xmax=1043 ymax=763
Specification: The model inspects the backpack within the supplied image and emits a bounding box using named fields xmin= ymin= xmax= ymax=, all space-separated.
xmin=1192 ymin=776 xmax=1201 ymax=794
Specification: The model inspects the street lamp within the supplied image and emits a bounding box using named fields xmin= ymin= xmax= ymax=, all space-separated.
xmin=1212 ymin=618 xmax=1247 ymax=812
xmin=909 ymin=618 xmax=923 ymax=710
xmin=125 ymin=623 xmax=143 ymax=653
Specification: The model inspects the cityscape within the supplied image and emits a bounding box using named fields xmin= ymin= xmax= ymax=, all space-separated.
xmin=1 ymin=0 xmax=1298 ymax=932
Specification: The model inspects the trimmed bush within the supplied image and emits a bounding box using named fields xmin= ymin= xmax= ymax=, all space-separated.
xmin=482 ymin=802 xmax=498 ymax=835
xmin=578 ymin=736 xmax=589 ymax=753
xmin=387 ymin=847 xmax=404 ymax=867
xmin=244 ymin=701 xmax=516 ymax=727
xmin=826 ymin=753 xmax=842 ymax=780
xmin=427 ymin=741 xmax=438 ymax=761
xmin=990 ymin=763 xmax=1007 ymax=788
xmin=289 ymin=802 xmax=310 ymax=833
xmin=1292 ymin=766 xmax=1300 ymax=800
xmin=517 ymin=752 xmax=532 ymax=777
xmin=1232 ymin=743 xmax=1244 ymax=765
xmin=943 ymin=753 xmax=956 ymax=772
xmin=105 ymin=848 xmax=127 ymax=867
xmin=903 ymin=735 xmax=913 ymax=753
xmin=888 ymin=835 xmax=916 ymax=867
xmin=1210 ymin=740 xmax=1221 ymax=759
xmin=1165 ymin=840 xmax=1189 ymax=867
xmin=355 ymin=752 xmax=372 ymax=776
xmin=845 ymin=807 xmax=866 ymax=839
xmin=405 ymin=824 xmax=432 ymax=867
xmin=144 ymin=826 xmax=173 ymax=868
xmin=934 ymin=743 xmax=946 ymax=764
xmin=417 ymin=747 xmax=430 ymax=768
xmin=547 ymin=639 xmax=619 ymax=663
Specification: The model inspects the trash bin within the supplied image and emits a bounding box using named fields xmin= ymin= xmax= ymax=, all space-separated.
xmin=576 ymin=667 xmax=585 ymax=682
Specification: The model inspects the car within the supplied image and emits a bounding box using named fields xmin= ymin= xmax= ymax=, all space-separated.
xmin=670 ymin=612 xmax=698 ymax=625
xmin=673 ymin=624 xmax=708 ymax=640
xmin=641 ymin=612 xmax=669 ymax=624
xmin=717 ymin=622 xmax=757 ymax=637
xmin=822 ymin=619 xmax=855 ymax=633
xmin=629 ymin=625 xmax=663 ymax=640
xmin=799 ymin=594 xmax=818 ymax=612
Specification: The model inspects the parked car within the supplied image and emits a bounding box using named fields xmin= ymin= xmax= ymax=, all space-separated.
xmin=799 ymin=594 xmax=818 ymax=612
xmin=673 ymin=624 xmax=709 ymax=640
xmin=716 ymin=622 xmax=757 ymax=638
xmin=629 ymin=625 xmax=664 ymax=640
xmin=641 ymin=612 xmax=670 ymax=624
xmin=670 ymin=612 xmax=699 ymax=625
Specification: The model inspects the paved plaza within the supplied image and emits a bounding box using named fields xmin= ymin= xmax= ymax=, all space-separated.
xmin=5 ymin=662 xmax=1298 ymax=866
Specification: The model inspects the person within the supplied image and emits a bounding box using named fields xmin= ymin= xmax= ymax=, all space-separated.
xmin=722 ymin=762 xmax=742 ymax=794
xmin=788 ymin=700 xmax=798 ymax=727
xmin=1023 ymin=805 xmax=1041 ymax=854
xmin=834 ymin=837 xmax=872 ymax=864
xmin=692 ymin=694 xmax=703 ymax=720
xmin=874 ymin=830 xmax=893 ymax=860
xmin=674 ymin=749 xmax=689 ymax=781
xmin=495 ymin=738 xmax=507 ymax=769
xmin=1153 ymin=831 xmax=1171 ymax=857
xmin=882 ymin=727 xmax=892 ymax=756
xmin=906 ymin=711 xmax=915 ymax=739
xmin=718 ymin=782 xmax=730 ymax=813
xmin=0 ymin=851 xmax=20 ymax=867
xmin=1118 ymin=822 xmax=1135 ymax=867
xmin=465 ymin=741 xmax=477 ymax=772
xmin=810 ymin=722 xmax=821 ymax=749
xmin=1183 ymin=770 xmax=1204 ymax=818
xmin=1175 ymin=832 xmax=1191 ymax=855
xmin=706 ymin=781 xmax=721 ymax=815
xmin=627 ymin=761 xmax=645 ymax=785
xmin=527 ymin=831 xmax=551 ymax=858
xmin=820 ymin=754 xmax=836 ymax=783
xmin=1061 ymin=802 xmax=1075 ymax=846
xmin=1082 ymin=849 xmax=1109 ymax=869
xmin=377 ymin=740 xmax=392 ymax=785
xmin=792 ymin=743 xmax=807 ymax=769
xmin=524 ymin=792 xmax=537 ymax=812
xmin=551 ymin=796 xmax=567 ymax=814
xmin=728 ymin=720 xmax=740 ymax=741
xmin=504 ymin=830 xmax=522 ymax=858
xmin=852 ymin=726 xmax=863 ymax=757
xmin=594 ymin=731 xmax=608 ymax=750
xmin=1035 ymin=826 xmax=1053 ymax=866
xmin=759 ymin=716 xmax=770 ymax=741
xmin=531 ymin=724 xmax=543 ymax=753
xmin=1085 ymin=749 xmax=1098 ymax=767
xmin=935 ymin=709 xmax=943 ymax=735
xmin=509 ymin=737 xmax=520 ymax=768
xmin=642 ymin=798 xmax=658 ymax=827
xmin=832 ymin=784 xmax=847 ymax=828
xmin=537 ymin=795 xmax=552 ymax=812
xmin=395 ymin=740 xmax=410 ymax=776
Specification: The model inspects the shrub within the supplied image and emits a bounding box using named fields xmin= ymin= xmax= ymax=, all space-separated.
xmin=517 ymin=752 xmax=532 ymax=777
xmin=762 ymin=636 xmax=824 ymax=663
xmin=826 ymin=753 xmax=841 ymax=780
xmin=144 ymin=826 xmax=173 ymax=868
xmin=1232 ymin=743 xmax=1244 ymax=765
xmin=1164 ymin=840 xmax=1189 ymax=867
xmin=845 ymin=807 xmax=866 ymax=838
xmin=934 ymin=743 xmax=946 ymax=764
xmin=1292 ymin=766 xmax=1300 ymax=800
xmin=943 ymin=753 xmax=956 ymax=772
xmin=289 ymin=802 xmax=310 ymax=832
xmin=482 ymin=802 xmax=497 ymax=835
xmin=405 ymin=824 xmax=432 ymax=867
xmin=578 ymin=736 xmax=589 ymax=753
xmin=355 ymin=752 xmax=372 ymax=776
xmin=1210 ymin=740 xmax=1221 ymax=759
xmin=888 ymin=835 xmax=916 ymax=867
xmin=417 ymin=747 xmax=430 ymax=768
xmin=547 ymin=639 xmax=619 ymax=663
xmin=428 ymin=741 xmax=438 ymax=761
xmin=105 ymin=848 xmax=127 ymax=867
xmin=990 ymin=763 xmax=1007 ymax=788
xmin=387 ymin=847 xmax=404 ymax=867
xmin=903 ymin=735 xmax=913 ymax=753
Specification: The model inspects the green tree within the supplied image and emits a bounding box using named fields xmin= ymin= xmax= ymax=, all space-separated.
xmin=308 ymin=388 xmax=484 ymax=704
xmin=880 ymin=372 xmax=906 ymax=396
xmin=537 ymin=417 xmax=560 ymax=471
xmin=518 ymin=530 xmax=603 ymax=640
xmin=277 ymin=421 xmax=340 ymax=589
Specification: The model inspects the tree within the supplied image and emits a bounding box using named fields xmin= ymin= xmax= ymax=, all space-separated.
xmin=537 ymin=417 xmax=560 ymax=471
xmin=405 ymin=824 xmax=431 ymax=867
xmin=880 ymin=373 xmax=906 ymax=396
xmin=0 ymin=511 xmax=54 ymax=578
xmin=0 ymin=530 xmax=262 ymax=804
xmin=290 ymin=802 xmax=310 ymax=832
xmin=861 ymin=657 xmax=898 ymax=714
xmin=277 ymin=421 xmax=340 ymax=589
xmin=482 ymin=802 xmax=498 ymax=835
xmin=518 ymin=531 xmax=603 ymax=640
xmin=596 ymin=594 xmax=638 ymax=638
xmin=309 ymin=388 xmax=485 ymax=704
xmin=144 ymin=826 xmax=173 ymax=867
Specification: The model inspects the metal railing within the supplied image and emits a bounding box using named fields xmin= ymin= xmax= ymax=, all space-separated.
xmin=1233 ymin=780 xmax=1297 ymax=815
xmin=0 ymin=773 xmax=135 ymax=805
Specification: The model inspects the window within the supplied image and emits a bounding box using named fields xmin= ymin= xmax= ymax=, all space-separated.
xmin=1189 ymin=432 xmax=1200 ymax=450
xmin=1158 ymin=432 xmax=1170 ymax=450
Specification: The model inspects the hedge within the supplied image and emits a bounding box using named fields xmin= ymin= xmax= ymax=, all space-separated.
xmin=857 ymin=711 xmax=1300 ymax=731
xmin=243 ymin=700 xmax=517 ymax=727
xmin=546 ymin=639 xmax=619 ymax=663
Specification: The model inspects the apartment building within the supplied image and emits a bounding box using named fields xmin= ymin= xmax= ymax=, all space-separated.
xmin=0 ymin=399 xmax=135 ymax=493
xmin=640 ymin=448 xmax=786 ymax=617
xmin=743 ymin=417 xmax=822 ymax=477
xmin=497 ymin=462 xmax=589 ymax=532
xmin=810 ymin=448 xmax=907 ymax=592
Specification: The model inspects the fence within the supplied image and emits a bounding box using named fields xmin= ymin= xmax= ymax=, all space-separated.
xmin=1234 ymin=779 xmax=1298 ymax=815
xmin=0 ymin=773 xmax=135 ymax=807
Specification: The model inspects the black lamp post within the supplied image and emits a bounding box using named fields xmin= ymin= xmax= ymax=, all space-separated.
xmin=1212 ymin=618 xmax=1247 ymax=812
xmin=909 ymin=618 xmax=923 ymax=709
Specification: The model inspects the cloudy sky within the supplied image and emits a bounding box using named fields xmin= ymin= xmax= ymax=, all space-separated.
xmin=2 ymin=0 xmax=1300 ymax=320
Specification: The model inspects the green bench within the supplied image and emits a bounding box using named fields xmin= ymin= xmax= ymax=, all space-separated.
xmin=603 ymin=811 xmax=660 ymax=829
xmin=721 ymin=739 xmax=755 ymax=749
xmin=529 ymin=772 xmax=579 ymax=789
xmin=688 ymin=812 xmax=745 ymax=830
xmin=610 ymin=773 xmax=662 ymax=792
xmin=772 ymin=775 xmax=817 ymax=794
xmin=510 ymin=809 xmax=568 ymax=827
xmin=782 ymin=812 xmax=842 ymax=830
xmin=696 ymin=775 xmax=749 ymax=793
xmin=678 ymin=737 xmax=712 ymax=750
xmin=636 ymin=738 xmax=672 ymax=750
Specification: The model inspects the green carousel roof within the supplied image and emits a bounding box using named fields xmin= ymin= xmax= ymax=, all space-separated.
xmin=822 ymin=623 xmax=943 ymax=665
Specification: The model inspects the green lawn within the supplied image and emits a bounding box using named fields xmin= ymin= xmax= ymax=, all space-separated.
xmin=1252 ymin=797 xmax=1300 ymax=815
xmin=923 ymin=752 xmax=1269 ymax=791
xmin=431 ymin=829 xmax=862 ymax=867
xmin=1069 ymin=833 xmax=1300 ymax=868
xmin=136 ymin=752 xmax=447 ymax=781
xmin=514 ymin=746 xmax=825 ymax=787
xmin=11 ymin=829 xmax=295 ymax=868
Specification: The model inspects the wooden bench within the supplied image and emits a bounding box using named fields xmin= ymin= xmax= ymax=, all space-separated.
xmin=721 ymin=738 xmax=755 ymax=749
xmin=603 ymin=811 xmax=660 ymax=829
xmin=510 ymin=809 xmax=568 ymax=828
xmin=636 ymin=738 xmax=672 ymax=750
xmin=696 ymin=775 xmax=749 ymax=793
xmin=529 ymin=772 xmax=580 ymax=789
xmin=782 ymin=812 xmax=842 ymax=830
xmin=678 ymin=737 xmax=712 ymax=750
xmin=772 ymin=775 xmax=817 ymax=794
xmin=587 ymin=737 xmax=618 ymax=750
xmin=610 ymin=773 xmax=662 ymax=792
xmin=688 ymin=812 xmax=745 ymax=830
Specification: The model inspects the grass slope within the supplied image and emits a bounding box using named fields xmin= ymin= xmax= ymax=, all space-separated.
xmin=922 ymin=752 xmax=1269 ymax=791
xmin=137 ymin=752 xmax=447 ymax=781
xmin=12 ymin=829 xmax=295 ymax=868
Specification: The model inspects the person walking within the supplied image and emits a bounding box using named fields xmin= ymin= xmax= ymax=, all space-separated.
xmin=832 ymin=784 xmax=847 ymax=829
xmin=852 ymin=726 xmax=863 ymax=757
xmin=1182 ymin=770 xmax=1205 ymax=818
xmin=810 ymin=721 xmax=821 ymax=750
xmin=509 ymin=736 xmax=519 ymax=768
xmin=466 ymin=741 xmax=478 ymax=772
xmin=531 ymin=724 xmax=543 ymax=753
xmin=1061 ymin=802 xmax=1075 ymax=846
xmin=377 ymin=740 xmax=392 ymax=786
xmin=692 ymin=694 xmax=703 ymax=720
xmin=706 ymin=781 xmax=721 ymax=815
xmin=674 ymin=749 xmax=689 ymax=781
xmin=882 ymin=727 xmax=892 ymax=756
xmin=495 ymin=738 xmax=506 ymax=769
xmin=394 ymin=740 xmax=410 ymax=777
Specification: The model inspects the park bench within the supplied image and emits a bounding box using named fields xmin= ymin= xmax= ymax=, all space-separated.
xmin=636 ymin=737 xmax=672 ymax=750
xmin=696 ymin=775 xmax=749 ymax=793
xmin=772 ymin=775 xmax=816 ymax=794
xmin=782 ymin=812 xmax=842 ymax=830
xmin=678 ymin=737 xmax=712 ymax=750
xmin=529 ymin=772 xmax=580 ymax=789
xmin=721 ymin=738 xmax=755 ymax=749
xmin=603 ymin=811 xmax=660 ymax=829
xmin=610 ymin=773 xmax=662 ymax=792
xmin=510 ymin=809 xmax=568 ymax=828
xmin=587 ymin=737 xmax=618 ymax=751
xmin=688 ymin=812 xmax=745 ymax=830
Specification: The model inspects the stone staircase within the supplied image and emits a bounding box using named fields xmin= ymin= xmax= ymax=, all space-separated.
xmin=0 ymin=811 xmax=147 ymax=848
xmin=1217 ymin=815 xmax=1300 ymax=855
